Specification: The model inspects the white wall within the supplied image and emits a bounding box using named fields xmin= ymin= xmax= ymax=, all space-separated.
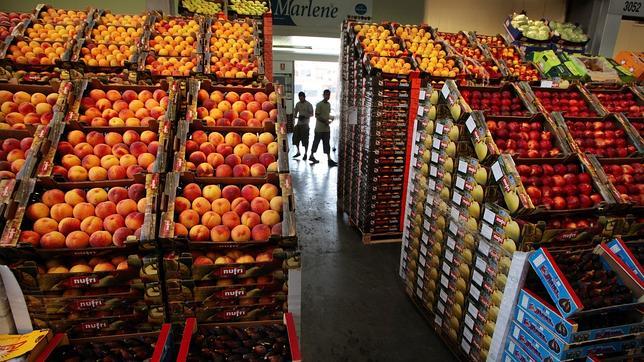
xmin=613 ymin=19 xmax=644 ymax=56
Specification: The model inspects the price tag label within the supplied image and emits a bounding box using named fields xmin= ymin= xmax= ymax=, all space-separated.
xmin=445 ymin=250 xmax=454 ymax=263
xmin=463 ymin=328 xmax=473 ymax=343
xmin=447 ymin=236 xmax=456 ymax=249
xmin=470 ymin=286 xmax=481 ymax=300
xmin=441 ymin=83 xmax=450 ymax=99
xmin=475 ymin=258 xmax=487 ymax=272
xmin=540 ymin=80 xmax=553 ymax=88
xmin=425 ymin=205 xmax=432 ymax=218
xmin=440 ymin=289 xmax=448 ymax=302
xmin=435 ymin=123 xmax=444 ymax=135
xmin=442 ymin=263 xmax=451 ymax=275
xmin=420 ymin=244 xmax=428 ymax=256
xmin=452 ymin=191 xmax=462 ymax=205
xmin=435 ymin=314 xmax=443 ymax=325
xmin=427 ymin=194 xmax=434 ymax=205
xmin=483 ymin=208 xmax=496 ymax=224
xmin=465 ymin=314 xmax=475 ymax=330
xmin=417 ymin=105 xmax=424 ymax=116
xmin=491 ymin=161 xmax=503 ymax=181
xmin=430 ymin=165 xmax=438 ymax=177
xmin=428 ymin=179 xmax=436 ymax=191
xmin=440 ymin=275 xmax=449 ymax=289
xmin=418 ymin=268 xmax=425 ymax=279
xmin=479 ymin=241 xmax=490 ymax=256
xmin=432 ymin=137 xmax=441 ymax=150
xmin=472 ymin=270 xmax=484 ymax=286
xmin=416 ymin=287 xmax=423 ymax=298
xmin=437 ymin=303 xmax=445 ymax=314
xmin=417 ymin=277 xmax=424 ymax=289
xmin=422 ymin=233 xmax=429 ymax=244
xmin=419 ymin=89 xmax=426 ymax=100
xmin=431 ymin=151 xmax=439 ymax=163
xmin=449 ymin=221 xmax=459 ymax=236
xmin=419 ymin=255 xmax=426 ymax=267
xmin=465 ymin=115 xmax=476 ymax=133
xmin=451 ymin=206 xmax=460 ymax=221
xmin=458 ymin=160 xmax=468 ymax=174
xmin=468 ymin=303 xmax=478 ymax=318
xmin=481 ymin=223 xmax=493 ymax=240
xmin=424 ymin=220 xmax=431 ymax=230
xmin=461 ymin=340 xmax=471 ymax=354
xmin=456 ymin=176 xmax=465 ymax=190
xmin=412 ymin=143 xmax=418 ymax=156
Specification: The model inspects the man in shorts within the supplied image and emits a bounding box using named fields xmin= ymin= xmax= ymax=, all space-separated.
xmin=310 ymin=89 xmax=337 ymax=167
xmin=292 ymin=91 xmax=313 ymax=160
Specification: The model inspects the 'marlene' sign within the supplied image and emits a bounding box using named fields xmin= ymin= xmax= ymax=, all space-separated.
xmin=271 ymin=0 xmax=372 ymax=27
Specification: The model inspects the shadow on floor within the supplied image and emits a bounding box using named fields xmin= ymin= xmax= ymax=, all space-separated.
xmin=289 ymin=152 xmax=455 ymax=362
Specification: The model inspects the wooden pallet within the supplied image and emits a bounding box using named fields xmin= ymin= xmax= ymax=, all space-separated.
xmin=361 ymin=231 xmax=401 ymax=245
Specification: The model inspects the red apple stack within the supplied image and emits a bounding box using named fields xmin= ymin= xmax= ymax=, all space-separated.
xmin=592 ymin=90 xmax=642 ymax=118
xmin=486 ymin=119 xmax=561 ymax=158
xmin=515 ymin=163 xmax=603 ymax=210
xmin=565 ymin=119 xmax=636 ymax=158
xmin=460 ymin=88 xmax=529 ymax=116
xmin=602 ymin=163 xmax=643 ymax=206
xmin=184 ymin=130 xmax=278 ymax=177
xmin=174 ymin=182 xmax=283 ymax=242
xmin=20 ymin=183 xmax=148 ymax=249
xmin=195 ymin=89 xmax=278 ymax=128
xmin=533 ymin=89 xmax=597 ymax=117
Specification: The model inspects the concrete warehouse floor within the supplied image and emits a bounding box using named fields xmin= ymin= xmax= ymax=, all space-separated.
xmin=289 ymin=151 xmax=455 ymax=361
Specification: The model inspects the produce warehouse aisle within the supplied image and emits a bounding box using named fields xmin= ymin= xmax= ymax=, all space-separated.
xmin=289 ymin=153 xmax=455 ymax=361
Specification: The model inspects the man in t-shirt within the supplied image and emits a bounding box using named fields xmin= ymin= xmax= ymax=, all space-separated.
xmin=310 ymin=89 xmax=337 ymax=166
xmin=292 ymin=91 xmax=313 ymax=160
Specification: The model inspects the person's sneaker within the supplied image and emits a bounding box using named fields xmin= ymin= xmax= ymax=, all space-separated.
xmin=328 ymin=159 xmax=338 ymax=167
xmin=293 ymin=152 xmax=301 ymax=159
xmin=309 ymin=156 xmax=319 ymax=164
xmin=303 ymin=154 xmax=308 ymax=160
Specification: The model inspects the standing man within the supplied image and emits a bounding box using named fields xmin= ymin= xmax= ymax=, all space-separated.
xmin=310 ymin=89 xmax=337 ymax=166
xmin=292 ymin=91 xmax=313 ymax=160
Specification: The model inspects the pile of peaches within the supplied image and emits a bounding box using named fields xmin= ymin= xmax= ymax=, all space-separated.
xmin=41 ymin=256 xmax=130 ymax=273
xmin=6 ymin=40 xmax=68 ymax=65
xmin=90 ymin=25 xmax=143 ymax=44
xmin=174 ymin=182 xmax=282 ymax=243
xmin=20 ymin=183 xmax=148 ymax=249
xmin=0 ymin=137 xmax=33 ymax=179
xmin=26 ymin=23 xmax=81 ymax=42
xmin=37 ymin=9 xmax=87 ymax=24
xmin=99 ymin=14 xmax=146 ymax=27
xmin=208 ymin=21 xmax=259 ymax=78
xmin=145 ymin=55 xmax=197 ymax=76
xmin=191 ymin=249 xmax=273 ymax=266
xmin=80 ymin=43 xmax=136 ymax=68
xmin=196 ymin=90 xmax=277 ymax=127
xmin=0 ymin=89 xmax=58 ymax=129
xmin=52 ymin=129 xmax=158 ymax=181
xmin=78 ymin=88 xmax=168 ymax=127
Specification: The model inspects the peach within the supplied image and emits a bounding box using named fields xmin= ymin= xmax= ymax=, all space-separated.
xmin=112 ymin=144 xmax=130 ymax=158
xmin=241 ymin=211 xmax=261 ymax=229
xmin=82 ymin=154 xmax=101 ymax=169
xmin=26 ymin=202 xmax=49 ymax=221
xmin=195 ymin=256 xmax=214 ymax=265
xmin=129 ymin=142 xmax=148 ymax=157
xmin=258 ymin=132 xmax=274 ymax=145
xmin=123 ymin=130 xmax=140 ymax=145
xmin=255 ymin=110 xmax=269 ymax=121
xmin=68 ymin=165 xmax=88 ymax=181
xmin=95 ymin=201 xmax=117 ymax=219
xmin=267 ymin=142 xmax=278 ymax=155
xmin=50 ymin=203 xmax=73 ymax=222
xmin=189 ymin=225 xmax=210 ymax=241
xmin=109 ymin=117 xmax=125 ymax=127
xmin=19 ymin=231 xmax=40 ymax=247
xmin=119 ymin=154 xmax=137 ymax=167
xmin=81 ymin=216 xmax=103 ymax=234
xmin=192 ymin=197 xmax=211 ymax=215
xmin=189 ymin=151 xmax=207 ymax=165
xmin=199 ymin=142 xmax=216 ymax=155
xmin=224 ymin=132 xmax=242 ymax=146
xmin=239 ymin=110 xmax=253 ymax=121
xmin=88 ymin=166 xmax=108 ymax=181
xmin=91 ymin=117 xmax=108 ymax=127
xmin=89 ymin=230 xmax=113 ymax=247
xmin=122 ymin=90 xmax=137 ymax=102
xmin=93 ymin=262 xmax=116 ymax=272
xmin=127 ymin=165 xmax=144 ymax=178
xmin=251 ymin=224 xmax=271 ymax=241
xmin=261 ymin=210 xmax=281 ymax=226
xmin=66 ymin=231 xmax=90 ymax=249
xmin=113 ymin=227 xmax=133 ymax=246
xmin=105 ymin=132 xmax=123 ymax=146
xmin=67 ymin=130 xmax=86 ymax=146
xmin=11 ymin=159 xmax=25 ymax=173
xmin=103 ymin=214 xmax=125 ymax=233
xmin=34 ymin=217 xmax=59 ymax=235
xmin=128 ymin=100 xmax=144 ymax=112
xmin=192 ymin=130 xmax=208 ymax=145
xmin=35 ymin=103 xmax=52 ymax=116
xmin=40 ymin=231 xmax=66 ymax=249
xmin=242 ymin=133 xmax=258 ymax=147
xmin=211 ymin=225 xmax=231 ymax=242
xmin=216 ymin=144 xmax=233 ymax=157
xmin=196 ymin=163 xmax=214 ymax=176
xmin=211 ymin=198 xmax=231 ymax=215
xmin=250 ymin=197 xmax=270 ymax=215
xmin=242 ymin=154 xmax=259 ymax=167
xmin=207 ymin=132 xmax=224 ymax=145
xmin=108 ymin=187 xmax=129 ymax=203
xmin=231 ymin=225 xmax=251 ymax=242
xmin=202 ymin=185 xmax=222 ymax=202
xmin=5 ymin=112 xmax=24 ymax=125
xmin=73 ymin=202 xmax=95 ymax=220
xmin=107 ymin=165 xmax=127 ymax=180
xmin=89 ymin=89 xmax=107 ymax=101
xmin=174 ymin=223 xmax=189 ymax=237
xmin=150 ymin=106 xmax=165 ymax=119
xmin=128 ymin=184 xmax=146 ymax=202
xmin=202 ymin=211 xmax=222 ymax=228
xmin=260 ymin=184 xmax=279 ymax=201
xmin=236 ymin=255 xmax=255 ymax=264
xmin=61 ymin=154 xmax=82 ymax=169
xmin=271 ymin=222 xmax=282 ymax=236
xmin=48 ymin=266 xmax=69 ymax=273
xmin=18 ymin=102 xmax=36 ymax=114
xmin=6 ymin=149 xmax=24 ymax=163
xmin=175 ymin=196 xmax=191 ymax=213
xmin=93 ymin=144 xmax=112 ymax=158
xmin=250 ymin=164 xmax=266 ymax=177
xmin=207 ymin=153 xmax=225 ymax=168
xmin=87 ymin=188 xmax=108 ymax=205
xmin=137 ymin=198 xmax=147 ymax=213
xmin=233 ymin=144 xmax=250 ymax=158
xmin=106 ymin=90 xmax=121 ymax=101
xmin=250 ymin=143 xmax=267 ymax=156
xmin=116 ymin=199 xmax=137 ymax=216
xmin=232 ymin=197 xmax=251 ymax=214
xmin=241 ymin=185 xmax=260 ymax=201
xmin=58 ymin=217 xmax=81 ymax=235
xmin=125 ymin=212 xmax=144 ymax=230
xmin=270 ymin=196 xmax=283 ymax=212
xmin=215 ymin=164 xmax=233 ymax=177
xmin=95 ymin=99 xmax=112 ymax=112
xmin=179 ymin=209 xmax=200 ymax=229
xmin=222 ymin=211 xmax=241 ymax=229
xmin=182 ymin=183 xmax=202 ymax=201
xmin=101 ymin=155 xmax=120 ymax=169
xmin=68 ymin=264 xmax=92 ymax=273
xmin=259 ymin=153 xmax=275 ymax=167
xmin=148 ymin=141 xmax=159 ymax=156
xmin=221 ymin=185 xmax=241 ymax=202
